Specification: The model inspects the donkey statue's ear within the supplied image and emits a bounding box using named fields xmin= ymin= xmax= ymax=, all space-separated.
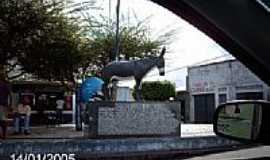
xmin=160 ymin=46 xmax=166 ymax=57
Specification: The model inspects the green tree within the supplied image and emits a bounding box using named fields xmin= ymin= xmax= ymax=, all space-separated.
xmin=0 ymin=0 xmax=49 ymax=79
xmin=19 ymin=10 xmax=84 ymax=82
xmin=0 ymin=0 xmax=86 ymax=82
xmin=0 ymin=0 xmax=175 ymax=84
xmin=79 ymin=13 xmax=176 ymax=74
xmin=136 ymin=81 xmax=176 ymax=101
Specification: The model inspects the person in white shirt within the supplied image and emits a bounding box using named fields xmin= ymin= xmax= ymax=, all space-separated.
xmin=56 ymin=98 xmax=64 ymax=124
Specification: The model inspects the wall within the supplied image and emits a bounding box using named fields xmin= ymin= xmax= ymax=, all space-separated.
xmin=187 ymin=60 xmax=269 ymax=122
xmin=84 ymin=101 xmax=181 ymax=138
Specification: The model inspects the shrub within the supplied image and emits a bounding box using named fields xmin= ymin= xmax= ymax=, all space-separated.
xmin=133 ymin=81 xmax=176 ymax=101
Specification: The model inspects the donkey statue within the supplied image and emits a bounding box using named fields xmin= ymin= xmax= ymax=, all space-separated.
xmin=101 ymin=47 xmax=166 ymax=100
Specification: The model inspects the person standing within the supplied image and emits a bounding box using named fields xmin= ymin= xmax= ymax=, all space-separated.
xmin=14 ymin=99 xmax=31 ymax=135
xmin=37 ymin=94 xmax=47 ymax=124
xmin=56 ymin=98 xmax=64 ymax=125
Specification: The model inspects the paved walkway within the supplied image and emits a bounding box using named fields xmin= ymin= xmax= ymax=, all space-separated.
xmin=6 ymin=124 xmax=214 ymax=139
xmin=7 ymin=124 xmax=83 ymax=139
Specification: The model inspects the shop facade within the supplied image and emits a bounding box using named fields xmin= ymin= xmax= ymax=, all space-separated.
xmin=187 ymin=60 xmax=270 ymax=124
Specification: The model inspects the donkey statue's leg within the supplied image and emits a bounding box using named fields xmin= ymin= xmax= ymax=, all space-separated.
xmin=135 ymin=78 xmax=142 ymax=101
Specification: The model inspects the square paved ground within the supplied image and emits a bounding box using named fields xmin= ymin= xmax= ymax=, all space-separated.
xmin=4 ymin=124 xmax=214 ymax=139
xmin=6 ymin=124 xmax=83 ymax=139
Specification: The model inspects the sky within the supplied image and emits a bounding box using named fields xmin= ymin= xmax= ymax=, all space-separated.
xmin=73 ymin=0 xmax=234 ymax=90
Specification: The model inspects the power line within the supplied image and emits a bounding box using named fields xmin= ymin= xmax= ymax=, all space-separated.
xmin=118 ymin=54 xmax=232 ymax=82
xmin=146 ymin=53 xmax=232 ymax=77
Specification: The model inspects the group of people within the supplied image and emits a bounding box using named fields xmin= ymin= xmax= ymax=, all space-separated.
xmin=0 ymin=78 xmax=32 ymax=139
xmin=0 ymin=76 xmax=67 ymax=139
xmin=0 ymin=97 xmax=31 ymax=139
xmin=0 ymin=95 xmax=65 ymax=140
xmin=37 ymin=94 xmax=65 ymax=125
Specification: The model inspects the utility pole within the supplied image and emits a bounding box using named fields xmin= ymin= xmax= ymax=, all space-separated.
xmin=113 ymin=0 xmax=121 ymax=61
xmin=109 ymin=0 xmax=111 ymax=23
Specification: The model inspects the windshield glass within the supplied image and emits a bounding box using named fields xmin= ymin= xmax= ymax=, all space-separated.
xmin=1 ymin=0 xmax=269 ymax=159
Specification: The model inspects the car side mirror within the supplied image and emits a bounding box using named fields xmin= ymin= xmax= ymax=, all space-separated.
xmin=213 ymin=100 xmax=270 ymax=144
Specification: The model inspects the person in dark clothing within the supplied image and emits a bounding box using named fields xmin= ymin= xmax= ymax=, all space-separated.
xmin=0 ymin=78 xmax=11 ymax=139
xmin=36 ymin=94 xmax=47 ymax=124
xmin=0 ymin=105 xmax=7 ymax=139
xmin=0 ymin=80 xmax=10 ymax=107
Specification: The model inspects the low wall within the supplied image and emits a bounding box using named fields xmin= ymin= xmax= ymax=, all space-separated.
xmin=84 ymin=101 xmax=181 ymax=138
xmin=0 ymin=136 xmax=242 ymax=159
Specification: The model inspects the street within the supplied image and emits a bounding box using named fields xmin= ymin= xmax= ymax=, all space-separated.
xmin=183 ymin=146 xmax=270 ymax=160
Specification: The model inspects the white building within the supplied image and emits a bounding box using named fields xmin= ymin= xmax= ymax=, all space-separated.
xmin=187 ymin=59 xmax=270 ymax=123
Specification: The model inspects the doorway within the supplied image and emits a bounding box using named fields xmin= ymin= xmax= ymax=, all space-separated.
xmin=194 ymin=94 xmax=215 ymax=124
